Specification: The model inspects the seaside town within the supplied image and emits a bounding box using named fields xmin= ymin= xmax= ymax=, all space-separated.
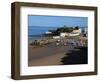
xmin=28 ymin=26 xmax=88 ymax=66
xmin=30 ymin=26 xmax=87 ymax=47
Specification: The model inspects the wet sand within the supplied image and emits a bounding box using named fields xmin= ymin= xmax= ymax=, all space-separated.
xmin=28 ymin=43 xmax=75 ymax=66
xmin=29 ymin=53 xmax=66 ymax=66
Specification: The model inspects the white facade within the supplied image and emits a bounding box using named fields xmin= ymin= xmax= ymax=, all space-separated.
xmin=53 ymin=36 xmax=60 ymax=39
xmin=60 ymin=28 xmax=81 ymax=37
xmin=72 ymin=28 xmax=81 ymax=34
xmin=69 ymin=28 xmax=81 ymax=36
xmin=45 ymin=31 xmax=52 ymax=34
xmin=52 ymin=28 xmax=82 ymax=39
xmin=68 ymin=33 xmax=80 ymax=36
xmin=60 ymin=33 xmax=68 ymax=37
xmin=84 ymin=28 xmax=88 ymax=33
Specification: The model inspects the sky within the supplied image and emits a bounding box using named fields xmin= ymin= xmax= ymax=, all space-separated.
xmin=28 ymin=15 xmax=88 ymax=27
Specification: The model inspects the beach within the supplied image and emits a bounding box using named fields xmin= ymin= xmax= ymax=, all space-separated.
xmin=28 ymin=42 xmax=75 ymax=66
xmin=28 ymin=35 xmax=87 ymax=66
xmin=28 ymin=16 xmax=88 ymax=66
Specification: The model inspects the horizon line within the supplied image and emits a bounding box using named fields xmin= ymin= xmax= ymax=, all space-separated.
xmin=28 ymin=25 xmax=87 ymax=27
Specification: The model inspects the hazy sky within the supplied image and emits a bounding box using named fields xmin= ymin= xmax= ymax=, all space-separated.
xmin=28 ymin=15 xmax=88 ymax=27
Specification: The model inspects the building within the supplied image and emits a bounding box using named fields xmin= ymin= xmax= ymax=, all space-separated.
xmin=45 ymin=31 xmax=52 ymax=34
xmin=72 ymin=28 xmax=81 ymax=34
xmin=60 ymin=33 xmax=68 ymax=37
xmin=53 ymin=36 xmax=60 ymax=39
xmin=84 ymin=28 xmax=88 ymax=37
xmin=60 ymin=28 xmax=81 ymax=37
xmin=68 ymin=28 xmax=81 ymax=36
xmin=84 ymin=28 xmax=87 ymax=34
xmin=68 ymin=33 xmax=80 ymax=36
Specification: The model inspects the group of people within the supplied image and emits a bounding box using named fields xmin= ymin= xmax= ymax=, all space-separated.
xmin=55 ymin=38 xmax=87 ymax=47
xmin=30 ymin=37 xmax=87 ymax=48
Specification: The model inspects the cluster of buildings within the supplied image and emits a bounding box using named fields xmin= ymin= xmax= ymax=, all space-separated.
xmin=60 ymin=28 xmax=81 ymax=37
xmin=31 ymin=27 xmax=87 ymax=46
xmin=45 ymin=27 xmax=87 ymax=39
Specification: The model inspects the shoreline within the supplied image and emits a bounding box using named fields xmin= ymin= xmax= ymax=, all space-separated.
xmin=28 ymin=53 xmax=66 ymax=66
xmin=28 ymin=35 xmax=87 ymax=66
xmin=28 ymin=43 xmax=75 ymax=66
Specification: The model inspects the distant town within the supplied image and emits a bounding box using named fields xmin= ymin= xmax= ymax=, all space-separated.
xmin=45 ymin=25 xmax=87 ymax=38
xmin=29 ymin=25 xmax=87 ymax=47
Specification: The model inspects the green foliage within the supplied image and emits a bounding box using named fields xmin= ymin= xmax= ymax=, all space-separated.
xmin=74 ymin=26 xmax=79 ymax=30
xmin=56 ymin=26 xmax=73 ymax=33
xmin=48 ymin=25 xmax=80 ymax=36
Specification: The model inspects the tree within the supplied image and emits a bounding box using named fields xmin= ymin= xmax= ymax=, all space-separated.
xmin=75 ymin=26 xmax=79 ymax=30
xmin=52 ymin=31 xmax=60 ymax=36
xmin=56 ymin=27 xmax=73 ymax=33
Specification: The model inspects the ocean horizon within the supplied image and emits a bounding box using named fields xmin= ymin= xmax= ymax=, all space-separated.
xmin=28 ymin=26 xmax=87 ymax=36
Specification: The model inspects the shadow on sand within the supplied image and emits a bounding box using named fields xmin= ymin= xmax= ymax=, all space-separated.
xmin=61 ymin=46 xmax=88 ymax=65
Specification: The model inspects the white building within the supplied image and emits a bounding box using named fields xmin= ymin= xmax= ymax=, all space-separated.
xmin=68 ymin=33 xmax=80 ymax=36
xmin=69 ymin=28 xmax=81 ymax=36
xmin=60 ymin=33 xmax=68 ymax=37
xmin=60 ymin=28 xmax=81 ymax=37
xmin=45 ymin=31 xmax=52 ymax=34
xmin=72 ymin=28 xmax=81 ymax=34
xmin=53 ymin=36 xmax=60 ymax=39
xmin=84 ymin=28 xmax=88 ymax=37
xmin=84 ymin=28 xmax=88 ymax=34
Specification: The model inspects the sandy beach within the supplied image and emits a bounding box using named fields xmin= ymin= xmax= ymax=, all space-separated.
xmin=28 ymin=15 xmax=88 ymax=66
xmin=29 ymin=53 xmax=65 ymax=66
xmin=28 ymin=42 xmax=75 ymax=66
xmin=28 ymin=35 xmax=87 ymax=66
